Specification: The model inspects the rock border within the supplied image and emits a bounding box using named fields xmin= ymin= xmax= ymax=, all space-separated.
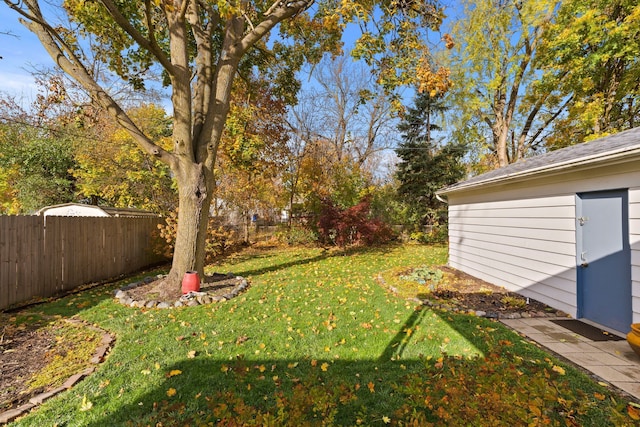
xmin=409 ymin=296 xmax=569 ymax=319
xmin=113 ymin=273 xmax=250 ymax=309
xmin=0 ymin=319 xmax=114 ymax=425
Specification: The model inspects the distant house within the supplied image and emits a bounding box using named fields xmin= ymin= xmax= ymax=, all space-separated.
xmin=437 ymin=127 xmax=640 ymax=334
xmin=36 ymin=203 xmax=159 ymax=218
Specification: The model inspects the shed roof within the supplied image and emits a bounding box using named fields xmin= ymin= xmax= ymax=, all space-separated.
xmin=36 ymin=203 xmax=159 ymax=217
xmin=438 ymin=127 xmax=640 ymax=195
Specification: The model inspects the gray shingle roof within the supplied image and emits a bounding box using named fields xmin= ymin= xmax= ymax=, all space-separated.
xmin=438 ymin=127 xmax=640 ymax=194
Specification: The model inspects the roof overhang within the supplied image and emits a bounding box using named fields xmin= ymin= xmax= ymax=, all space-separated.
xmin=438 ymin=144 xmax=640 ymax=197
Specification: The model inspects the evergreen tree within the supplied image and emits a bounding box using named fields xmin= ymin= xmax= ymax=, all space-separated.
xmin=395 ymin=93 xmax=466 ymax=230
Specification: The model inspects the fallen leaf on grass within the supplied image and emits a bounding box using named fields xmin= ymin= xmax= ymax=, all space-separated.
xmin=80 ymin=395 xmax=93 ymax=411
xmin=166 ymin=388 xmax=177 ymax=397
xmin=187 ymin=350 xmax=197 ymax=359
xmin=368 ymin=382 xmax=375 ymax=393
xmin=167 ymin=369 xmax=182 ymax=377
xmin=434 ymin=357 xmax=444 ymax=369
xmin=551 ymin=365 xmax=565 ymax=375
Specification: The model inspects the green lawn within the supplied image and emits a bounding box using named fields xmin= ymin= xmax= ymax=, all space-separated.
xmin=10 ymin=244 xmax=637 ymax=426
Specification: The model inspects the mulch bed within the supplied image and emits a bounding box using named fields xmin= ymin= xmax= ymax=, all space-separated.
xmin=388 ymin=265 xmax=561 ymax=317
xmin=0 ymin=318 xmax=53 ymax=413
xmin=125 ymin=273 xmax=242 ymax=302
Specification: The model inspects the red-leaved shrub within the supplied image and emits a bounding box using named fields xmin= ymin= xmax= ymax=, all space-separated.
xmin=317 ymin=196 xmax=394 ymax=247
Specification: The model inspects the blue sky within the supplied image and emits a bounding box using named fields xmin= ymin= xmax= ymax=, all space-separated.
xmin=0 ymin=5 xmax=55 ymax=100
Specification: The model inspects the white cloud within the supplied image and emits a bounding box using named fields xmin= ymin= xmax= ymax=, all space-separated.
xmin=0 ymin=71 xmax=38 ymax=98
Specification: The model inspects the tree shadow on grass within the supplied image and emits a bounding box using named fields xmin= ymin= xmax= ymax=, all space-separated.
xmin=16 ymin=305 xmax=625 ymax=426
xmin=73 ymin=306 xmax=493 ymax=427
xmin=230 ymin=244 xmax=398 ymax=279
xmin=79 ymin=306 xmax=445 ymax=426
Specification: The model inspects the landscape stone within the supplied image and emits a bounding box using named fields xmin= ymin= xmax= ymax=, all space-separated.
xmin=114 ymin=273 xmax=250 ymax=309
xmin=0 ymin=403 xmax=35 ymax=424
xmin=502 ymin=313 xmax=522 ymax=319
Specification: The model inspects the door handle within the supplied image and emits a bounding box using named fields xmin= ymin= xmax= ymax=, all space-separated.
xmin=580 ymin=251 xmax=588 ymax=267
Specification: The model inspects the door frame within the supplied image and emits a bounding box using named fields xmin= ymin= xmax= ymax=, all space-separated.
xmin=575 ymin=189 xmax=631 ymax=330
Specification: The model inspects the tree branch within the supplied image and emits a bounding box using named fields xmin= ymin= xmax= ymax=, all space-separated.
xmin=99 ymin=0 xmax=175 ymax=74
xmin=187 ymin=0 xmax=216 ymax=147
xmin=10 ymin=0 xmax=174 ymax=167
xmin=529 ymin=95 xmax=573 ymax=148
xmin=239 ymin=0 xmax=313 ymax=55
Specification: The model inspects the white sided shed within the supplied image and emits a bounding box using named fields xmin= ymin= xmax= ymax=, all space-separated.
xmin=437 ymin=127 xmax=640 ymax=334
xmin=36 ymin=203 xmax=158 ymax=218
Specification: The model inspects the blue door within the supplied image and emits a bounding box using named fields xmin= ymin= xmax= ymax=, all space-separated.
xmin=576 ymin=190 xmax=631 ymax=333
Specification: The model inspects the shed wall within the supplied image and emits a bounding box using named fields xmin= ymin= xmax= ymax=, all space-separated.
xmin=447 ymin=162 xmax=640 ymax=322
xmin=448 ymin=195 xmax=578 ymax=315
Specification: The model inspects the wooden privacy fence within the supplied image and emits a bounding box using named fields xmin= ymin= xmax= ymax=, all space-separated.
xmin=0 ymin=216 xmax=167 ymax=310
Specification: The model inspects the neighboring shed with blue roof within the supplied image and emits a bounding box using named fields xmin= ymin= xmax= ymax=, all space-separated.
xmin=437 ymin=127 xmax=640 ymax=334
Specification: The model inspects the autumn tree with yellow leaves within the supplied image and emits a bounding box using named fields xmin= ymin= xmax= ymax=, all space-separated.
xmin=4 ymin=0 xmax=451 ymax=296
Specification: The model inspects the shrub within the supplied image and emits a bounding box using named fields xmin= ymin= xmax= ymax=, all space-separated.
xmin=153 ymin=210 xmax=241 ymax=262
xmin=274 ymin=226 xmax=318 ymax=245
xmin=317 ymin=196 xmax=395 ymax=247
xmin=400 ymin=266 xmax=444 ymax=290
xmin=410 ymin=224 xmax=449 ymax=244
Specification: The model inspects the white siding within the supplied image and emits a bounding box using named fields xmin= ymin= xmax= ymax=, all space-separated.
xmin=448 ymin=194 xmax=579 ymax=316
xmin=446 ymin=158 xmax=640 ymax=325
xmin=630 ymin=188 xmax=640 ymax=324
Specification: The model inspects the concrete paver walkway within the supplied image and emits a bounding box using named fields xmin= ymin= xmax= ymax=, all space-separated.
xmin=501 ymin=317 xmax=640 ymax=401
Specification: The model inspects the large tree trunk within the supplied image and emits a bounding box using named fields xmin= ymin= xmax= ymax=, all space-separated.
xmin=157 ymin=161 xmax=213 ymax=300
